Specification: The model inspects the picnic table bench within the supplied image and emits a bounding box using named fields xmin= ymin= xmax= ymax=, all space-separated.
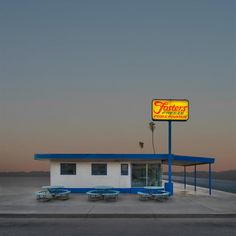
xmin=152 ymin=191 xmax=170 ymax=201
xmin=86 ymin=186 xmax=120 ymax=201
xmin=36 ymin=186 xmax=71 ymax=201
xmin=137 ymin=186 xmax=170 ymax=201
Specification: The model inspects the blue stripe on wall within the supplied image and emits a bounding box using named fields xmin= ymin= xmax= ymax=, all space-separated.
xmin=65 ymin=188 xmax=146 ymax=194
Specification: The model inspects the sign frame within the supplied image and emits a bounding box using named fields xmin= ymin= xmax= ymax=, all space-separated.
xmin=151 ymin=99 xmax=189 ymax=122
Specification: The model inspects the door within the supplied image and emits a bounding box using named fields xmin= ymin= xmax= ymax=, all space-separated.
xmin=131 ymin=164 xmax=146 ymax=187
xmin=147 ymin=164 xmax=162 ymax=186
xmin=131 ymin=163 xmax=162 ymax=187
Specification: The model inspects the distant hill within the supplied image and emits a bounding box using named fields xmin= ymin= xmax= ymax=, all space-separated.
xmin=167 ymin=170 xmax=236 ymax=181
xmin=0 ymin=171 xmax=49 ymax=177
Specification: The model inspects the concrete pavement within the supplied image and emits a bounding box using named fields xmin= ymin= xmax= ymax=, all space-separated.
xmin=0 ymin=177 xmax=235 ymax=218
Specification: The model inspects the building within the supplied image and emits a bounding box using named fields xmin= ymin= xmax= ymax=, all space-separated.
xmin=34 ymin=153 xmax=215 ymax=195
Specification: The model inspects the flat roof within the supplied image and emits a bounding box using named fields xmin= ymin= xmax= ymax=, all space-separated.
xmin=34 ymin=154 xmax=214 ymax=166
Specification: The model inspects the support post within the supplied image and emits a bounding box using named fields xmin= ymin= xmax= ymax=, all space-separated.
xmin=194 ymin=165 xmax=197 ymax=192
xmin=209 ymin=163 xmax=212 ymax=195
xmin=184 ymin=166 xmax=186 ymax=189
xmin=146 ymin=164 xmax=148 ymax=186
xmin=168 ymin=121 xmax=172 ymax=155
xmin=165 ymin=121 xmax=173 ymax=195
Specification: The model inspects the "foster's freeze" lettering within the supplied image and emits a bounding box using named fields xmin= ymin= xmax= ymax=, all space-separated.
xmin=153 ymin=101 xmax=188 ymax=114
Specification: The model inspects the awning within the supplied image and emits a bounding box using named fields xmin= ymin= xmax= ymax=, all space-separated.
xmin=34 ymin=153 xmax=214 ymax=166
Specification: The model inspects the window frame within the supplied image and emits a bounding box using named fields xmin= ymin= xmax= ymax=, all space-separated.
xmin=91 ymin=163 xmax=107 ymax=176
xmin=121 ymin=163 xmax=129 ymax=176
xmin=60 ymin=163 xmax=76 ymax=175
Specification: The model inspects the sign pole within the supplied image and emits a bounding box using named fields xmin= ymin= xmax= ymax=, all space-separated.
xmin=152 ymin=99 xmax=189 ymax=196
xmin=168 ymin=120 xmax=172 ymax=154
xmin=166 ymin=120 xmax=174 ymax=195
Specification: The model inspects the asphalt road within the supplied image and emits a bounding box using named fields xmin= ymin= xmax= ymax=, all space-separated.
xmin=0 ymin=218 xmax=235 ymax=236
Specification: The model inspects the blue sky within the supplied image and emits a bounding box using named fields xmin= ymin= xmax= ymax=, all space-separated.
xmin=0 ymin=0 xmax=235 ymax=171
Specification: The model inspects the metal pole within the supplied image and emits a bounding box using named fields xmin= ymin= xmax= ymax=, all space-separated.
xmin=168 ymin=121 xmax=172 ymax=155
xmin=194 ymin=165 xmax=197 ymax=191
xmin=184 ymin=166 xmax=186 ymax=189
xmin=209 ymin=163 xmax=212 ymax=195
xmin=168 ymin=121 xmax=172 ymax=184
xmin=166 ymin=120 xmax=173 ymax=195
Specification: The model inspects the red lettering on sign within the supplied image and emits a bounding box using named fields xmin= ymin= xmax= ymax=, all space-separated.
xmin=153 ymin=101 xmax=187 ymax=114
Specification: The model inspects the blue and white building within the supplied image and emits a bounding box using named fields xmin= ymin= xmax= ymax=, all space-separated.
xmin=34 ymin=153 xmax=215 ymax=195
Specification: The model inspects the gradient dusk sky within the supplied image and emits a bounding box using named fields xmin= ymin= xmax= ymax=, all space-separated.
xmin=0 ymin=0 xmax=235 ymax=172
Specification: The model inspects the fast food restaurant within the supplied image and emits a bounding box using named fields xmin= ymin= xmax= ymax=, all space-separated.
xmin=35 ymin=99 xmax=215 ymax=195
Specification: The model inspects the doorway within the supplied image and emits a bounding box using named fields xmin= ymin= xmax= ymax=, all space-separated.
xmin=131 ymin=163 xmax=162 ymax=187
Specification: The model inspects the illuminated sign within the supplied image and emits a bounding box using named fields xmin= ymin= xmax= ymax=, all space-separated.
xmin=152 ymin=99 xmax=189 ymax=121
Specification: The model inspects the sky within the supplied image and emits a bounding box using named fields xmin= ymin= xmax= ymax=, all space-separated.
xmin=0 ymin=0 xmax=235 ymax=172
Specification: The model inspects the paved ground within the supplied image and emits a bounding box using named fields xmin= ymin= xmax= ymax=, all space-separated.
xmin=0 ymin=218 xmax=236 ymax=236
xmin=0 ymin=177 xmax=236 ymax=217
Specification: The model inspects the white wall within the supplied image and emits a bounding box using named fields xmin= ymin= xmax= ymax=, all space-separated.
xmin=50 ymin=161 xmax=131 ymax=188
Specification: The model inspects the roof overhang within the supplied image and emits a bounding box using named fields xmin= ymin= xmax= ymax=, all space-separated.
xmin=34 ymin=154 xmax=214 ymax=166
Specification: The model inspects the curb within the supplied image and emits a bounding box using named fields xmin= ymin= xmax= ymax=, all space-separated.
xmin=1 ymin=213 xmax=236 ymax=218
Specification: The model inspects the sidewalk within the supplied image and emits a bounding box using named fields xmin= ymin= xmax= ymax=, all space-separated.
xmin=0 ymin=180 xmax=235 ymax=218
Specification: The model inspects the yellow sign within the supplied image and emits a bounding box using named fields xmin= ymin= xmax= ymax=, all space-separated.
xmin=152 ymin=99 xmax=189 ymax=121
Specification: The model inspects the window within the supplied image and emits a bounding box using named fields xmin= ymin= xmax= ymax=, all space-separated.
xmin=131 ymin=163 xmax=162 ymax=187
xmin=60 ymin=163 xmax=76 ymax=175
xmin=91 ymin=164 xmax=107 ymax=175
xmin=121 ymin=164 xmax=129 ymax=175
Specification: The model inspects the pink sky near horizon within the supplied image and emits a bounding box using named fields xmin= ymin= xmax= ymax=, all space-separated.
xmin=0 ymin=119 xmax=235 ymax=172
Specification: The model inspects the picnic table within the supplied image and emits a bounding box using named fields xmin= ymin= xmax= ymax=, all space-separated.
xmin=36 ymin=185 xmax=71 ymax=201
xmin=138 ymin=186 xmax=169 ymax=201
xmin=42 ymin=185 xmax=64 ymax=192
xmin=144 ymin=186 xmax=164 ymax=194
xmin=86 ymin=186 xmax=119 ymax=201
